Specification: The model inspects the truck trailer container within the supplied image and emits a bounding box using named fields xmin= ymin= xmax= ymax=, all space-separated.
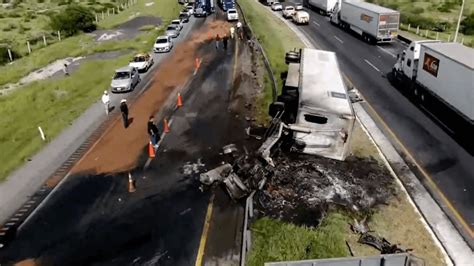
xmin=303 ymin=0 xmax=338 ymax=15
xmin=393 ymin=41 xmax=474 ymax=135
xmin=219 ymin=0 xmax=235 ymax=11
xmin=265 ymin=48 xmax=355 ymax=161
xmin=330 ymin=0 xmax=399 ymax=43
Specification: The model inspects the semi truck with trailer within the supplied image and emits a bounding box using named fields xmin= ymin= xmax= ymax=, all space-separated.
xmin=194 ymin=0 xmax=214 ymax=17
xmin=303 ymin=0 xmax=338 ymax=15
xmin=219 ymin=0 xmax=235 ymax=11
xmin=330 ymin=0 xmax=399 ymax=43
xmin=392 ymin=41 xmax=474 ymax=136
xmin=261 ymin=48 xmax=355 ymax=163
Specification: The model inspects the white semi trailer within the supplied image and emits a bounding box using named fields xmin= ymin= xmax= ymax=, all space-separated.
xmin=262 ymin=48 xmax=355 ymax=163
xmin=303 ymin=0 xmax=338 ymax=15
xmin=392 ymin=41 xmax=474 ymax=134
xmin=330 ymin=0 xmax=399 ymax=43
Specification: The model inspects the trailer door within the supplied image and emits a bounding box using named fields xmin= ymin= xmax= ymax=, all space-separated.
xmin=378 ymin=13 xmax=399 ymax=40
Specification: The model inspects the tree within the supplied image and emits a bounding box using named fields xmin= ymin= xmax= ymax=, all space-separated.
xmin=49 ymin=4 xmax=96 ymax=37
xmin=461 ymin=12 xmax=474 ymax=35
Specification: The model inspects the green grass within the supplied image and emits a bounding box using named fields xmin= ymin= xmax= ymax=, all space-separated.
xmin=0 ymin=53 xmax=132 ymax=180
xmin=239 ymin=0 xmax=304 ymax=125
xmin=0 ymin=0 xmax=180 ymax=181
xmin=248 ymin=213 xmax=350 ymax=265
xmin=0 ymin=0 xmax=180 ymax=87
xmin=399 ymin=24 xmax=474 ymax=47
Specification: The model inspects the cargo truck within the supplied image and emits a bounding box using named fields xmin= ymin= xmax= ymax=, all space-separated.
xmin=303 ymin=0 xmax=338 ymax=15
xmin=194 ymin=0 xmax=214 ymax=17
xmin=392 ymin=41 xmax=474 ymax=135
xmin=330 ymin=0 xmax=399 ymax=44
xmin=262 ymin=48 xmax=355 ymax=162
xmin=219 ymin=0 xmax=235 ymax=11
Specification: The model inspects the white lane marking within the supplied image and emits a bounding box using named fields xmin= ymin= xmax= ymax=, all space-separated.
xmin=364 ymin=59 xmax=381 ymax=72
xmin=334 ymin=36 xmax=344 ymax=44
xmin=377 ymin=46 xmax=396 ymax=58
xmin=312 ymin=21 xmax=320 ymax=27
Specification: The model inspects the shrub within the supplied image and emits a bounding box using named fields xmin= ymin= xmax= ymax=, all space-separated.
xmin=49 ymin=4 xmax=96 ymax=37
xmin=461 ymin=12 xmax=474 ymax=35
xmin=411 ymin=7 xmax=424 ymax=14
xmin=37 ymin=0 xmax=45 ymax=3
xmin=401 ymin=13 xmax=437 ymax=30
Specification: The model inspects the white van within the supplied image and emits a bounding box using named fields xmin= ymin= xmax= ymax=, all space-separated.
xmin=227 ymin=8 xmax=239 ymax=21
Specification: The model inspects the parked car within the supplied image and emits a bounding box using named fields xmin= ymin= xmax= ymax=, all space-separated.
xmin=129 ymin=53 xmax=154 ymax=72
xmin=227 ymin=8 xmax=238 ymax=21
xmin=282 ymin=6 xmax=295 ymax=18
xmin=179 ymin=12 xmax=190 ymax=23
xmin=295 ymin=3 xmax=303 ymax=11
xmin=153 ymin=35 xmax=173 ymax=53
xmin=110 ymin=66 xmax=140 ymax=93
xmin=170 ymin=19 xmax=183 ymax=31
xmin=165 ymin=25 xmax=180 ymax=38
xmin=292 ymin=10 xmax=310 ymax=25
xmin=186 ymin=5 xmax=194 ymax=15
xmin=271 ymin=2 xmax=283 ymax=11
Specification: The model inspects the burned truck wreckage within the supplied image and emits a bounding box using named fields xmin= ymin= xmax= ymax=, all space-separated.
xmin=199 ymin=48 xmax=395 ymax=225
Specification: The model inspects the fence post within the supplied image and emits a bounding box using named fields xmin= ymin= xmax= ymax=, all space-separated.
xmin=436 ymin=32 xmax=439 ymax=40
xmin=425 ymin=29 xmax=428 ymax=37
xmin=27 ymin=41 xmax=31 ymax=54
xmin=95 ymin=13 xmax=98 ymax=22
xmin=448 ymin=34 xmax=451 ymax=42
xmin=58 ymin=31 xmax=61 ymax=41
xmin=416 ymin=26 xmax=419 ymax=34
xmin=461 ymin=38 xmax=464 ymax=44
xmin=43 ymin=35 xmax=47 ymax=46
xmin=113 ymin=7 xmax=115 ymax=14
xmin=107 ymin=9 xmax=110 ymax=16
xmin=7 ymin=48 xmax=13 ymax=62
xmin=408 ymin=24 xmax=411 ymax=31
xmin=102 ymin=11 xmax=104 ymax=20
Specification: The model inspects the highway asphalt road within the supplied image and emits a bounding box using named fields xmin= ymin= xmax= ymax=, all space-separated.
xmin=281 ymin=0 xmax=474 ymax=243
xmin=0 ymin=16 xmax=248 ymax=265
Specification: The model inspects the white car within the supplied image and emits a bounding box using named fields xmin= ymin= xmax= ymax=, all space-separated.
xmin=282 ymin=6 xmax=295 ymax=19
xmin=186 ymin=5 xmax=194 ymax=15
xmin=271 ymin=2 xmax=283 ymax=11
xmin=292 ymin=11 xmax=310 ymax=25
xmin=227 ymin=8 xmax=238 ymax=21
xmin=129 ymin=53 xmax=154 ymax=72
xmin=170 ymin=19 xmax=183 ymax=31
xmin=295 ymin=4 xmax=303 ymax=11
xmin=154 ymin=36 xmax=173 ymax=53
xmin=111 ymin=66 xmax=140 ymax=93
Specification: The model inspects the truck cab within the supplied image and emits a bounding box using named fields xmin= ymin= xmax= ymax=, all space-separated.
xmin=393 ymin=40 xmax=441 ymax=80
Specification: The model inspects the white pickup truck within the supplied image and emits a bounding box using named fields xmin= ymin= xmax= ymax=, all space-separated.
xmin=282 ymin=6 xmax=296 ymax=18
xmin=292 ymin=10 xmax=310 ymax=24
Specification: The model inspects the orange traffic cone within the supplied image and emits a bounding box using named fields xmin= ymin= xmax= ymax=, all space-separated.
xmin=177 ymin=93 xmax=183 ymax=108
xmin=163 ymin=118 xmax=170 ymax=133
xmin=148 ymin=141 xmax=156 ymax=158
xmin=128 ymin=172 xmax=136 ymax=193
xmin=207 ymin=32 xmax=212 ymax=40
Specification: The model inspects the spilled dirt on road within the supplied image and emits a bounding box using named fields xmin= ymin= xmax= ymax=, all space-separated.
xmin=68 ymin=20 xmax=233 ymax=177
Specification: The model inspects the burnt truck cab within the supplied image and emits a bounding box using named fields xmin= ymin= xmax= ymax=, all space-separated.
xmin=269 ymin=48 xmax=355 ymax=161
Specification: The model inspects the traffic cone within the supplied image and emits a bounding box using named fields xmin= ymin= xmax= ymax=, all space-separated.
xmin=208 ymin=32 xmax=212 ymax=40
xmin=148 ymin=141 xmax=155 ymax=158
xmin=128 ymin=172 xmax=136 ymax=193
xmin=177 ymin=93 xmax=183 ymax=108
xmin=163 ymin=118 xmax=170 ymax=133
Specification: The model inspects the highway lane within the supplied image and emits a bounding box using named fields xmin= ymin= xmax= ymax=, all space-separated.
xmin=279 ymin=1 xmax=474 ymax=242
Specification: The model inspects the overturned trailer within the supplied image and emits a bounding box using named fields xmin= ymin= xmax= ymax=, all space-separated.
xmin=266 ymin=48 xmax=355 ymax=161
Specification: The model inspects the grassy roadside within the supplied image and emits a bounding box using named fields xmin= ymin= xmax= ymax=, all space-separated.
xmin=241 ymin=1 xmax=447 ymax=264
xmin=238 ymin=0 xmax=304 ymax=124
xmin=0 ymin=0 xmax=180 ymax=87
xmin=0 ymin=0 xmax=181 ymax=181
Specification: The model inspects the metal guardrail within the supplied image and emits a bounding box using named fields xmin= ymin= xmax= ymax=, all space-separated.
xmin=264 ymin=253 xmax=425 ymax=266
xmin=235 ymin=1 xmax=279 ymax=102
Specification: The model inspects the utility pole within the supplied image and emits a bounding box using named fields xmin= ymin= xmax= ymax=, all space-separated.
xmin=454 ymin=0 xmax=465 ymax=43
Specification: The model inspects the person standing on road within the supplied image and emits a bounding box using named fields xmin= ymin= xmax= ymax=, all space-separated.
xmin=236 ymin=21 xmax=242 ymax=40
xmin=230 ymin=26 xmax=235 ymax=39
xmin=215 ymin=34 xmax=221 ymax=49
xmin=147 ymin=116 xmax=160 ymax=149
xmin=63 ymin=63 xmax=69 ymax=76
xmin=101 ymin=90 xmax=110 ymax=115
xmin=120 ymin=99 xmax=129 ymax=128
xmin=223 ymin=34 xmax=228 ymax=50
